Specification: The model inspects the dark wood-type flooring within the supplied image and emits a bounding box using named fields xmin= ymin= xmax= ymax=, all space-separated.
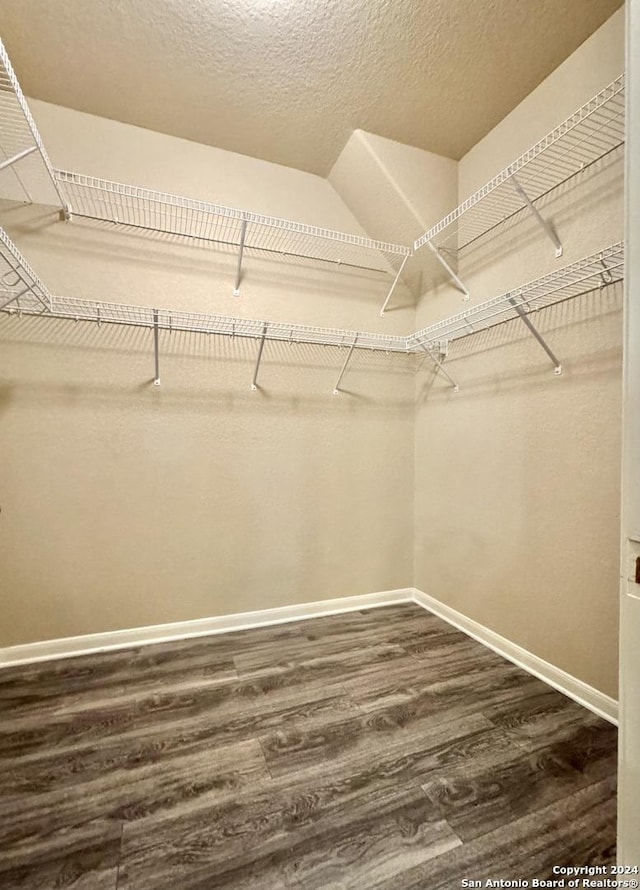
xmin=0 ymin=603 xmax=617 ymax=889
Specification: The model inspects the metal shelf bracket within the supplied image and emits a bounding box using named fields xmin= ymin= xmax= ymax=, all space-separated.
xmin=0 ymin=285 xmax=30 ymax=311
xmin=153 ymin=309 xmax=161 ymax=385
xmin=418 ymin=340 xmax=459 ymax=391
xmin=507 ymin=296 xmax=562 ymax=375
xmin=0 ymin=145 xmax=38 ymax=173
xmin=600 ymin=259 xmax=614 ymax=286
xmin=380 ymin=255 xmax=409 ymax=316
xmin=333 ymin=335 xmax=358 ymax=395
xmin=425 ymin=240 xmax=470 ymax=300
xmin=233 ymin=219 xmax=248 ymax=296
xmin=251 ymin=323 xmax=268 ymax=390
xmin=511 ymin=175 xmax=563 ymax=258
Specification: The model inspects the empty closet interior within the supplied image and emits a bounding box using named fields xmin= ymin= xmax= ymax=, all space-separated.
xmin=0 ymin=5 xmax=625 ymax=703
xmin=0 ymin=7 xmax=625 ymax=692
xmin=0 ymin=0 xmax=631 ymax=884
xmin=0 ymin=4 xmax=629 ymax=704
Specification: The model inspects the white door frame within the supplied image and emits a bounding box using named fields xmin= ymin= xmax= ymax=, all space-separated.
xmin=617 ymin=0 xmax=640 ymax=866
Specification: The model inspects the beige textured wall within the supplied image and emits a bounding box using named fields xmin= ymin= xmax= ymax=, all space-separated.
xmin=329 ymin=130 xmax=458 ymax=242
xmin=0 ymin=107 xmax=415 ymax=647
xmin=414 ymin=8 xmax=625 ymax=698
xmin=329 ymin=130 xmax=458 ymax=302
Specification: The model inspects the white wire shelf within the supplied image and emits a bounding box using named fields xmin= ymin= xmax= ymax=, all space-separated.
xmin=1 ymin=243 xmax=623 ymax=356
xmin=55 ymin=170 xmax=412 ymax=286
xmin=1 ymin=32 xmax=624 ymax=324
xmin=0 ymin=225 xmax=407 ymax=353
xmin=3 ymin=293 xmax=412 ymax=353
xmin=0 ymin=225 xmax=625 ymax=357
xmin=0 ymin=39 xmax=68 ymax=210
xmin=0 ymin=226 xmax=52 ymax=313
xmin=0 ymin=37 xmax=410 ymax=304
xmin=414 ymin=76 xmax=625 ymax=262
xmin=409 ymin=242 xmax=624 ymax=352
xmin=0 ymin=288 xmax=414 ymax=393
xmin=0 ymin=228 xmax=625 ymax=390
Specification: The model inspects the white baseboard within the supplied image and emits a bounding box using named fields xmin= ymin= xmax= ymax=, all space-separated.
xmin=0 ymin=586 xmax=619 ymax=726
xmin=411 ymin=587 xmax=618 ymax=726
xmin=0 ymin=588 xmax=413 ymax=669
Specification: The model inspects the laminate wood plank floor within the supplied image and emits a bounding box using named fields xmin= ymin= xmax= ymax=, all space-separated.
xmin=0 ymin=603 xmax=617 ymax=889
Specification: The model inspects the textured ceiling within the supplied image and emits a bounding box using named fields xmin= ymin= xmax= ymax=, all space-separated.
xmin=0 ymin=0 xmax=623 ymax=175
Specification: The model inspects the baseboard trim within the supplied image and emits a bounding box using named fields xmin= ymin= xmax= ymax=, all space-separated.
xmin=0 ymin=586 xmax=619 ymax=726
xmin=0 ymin=588 xmax=414 ymax=669
xmin=411 ymin=588 xmax=618 ymax=726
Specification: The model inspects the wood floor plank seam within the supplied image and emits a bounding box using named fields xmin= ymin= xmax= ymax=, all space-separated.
xmin=369 ymin=775 xmax=617 ymax=890
xmin=256 ymin=734 xmax=276 ymax=781
xmin=115 ymin=820 xmax=124 ymax=890
xmin=0 ymin=603 xmax=617 ymax=890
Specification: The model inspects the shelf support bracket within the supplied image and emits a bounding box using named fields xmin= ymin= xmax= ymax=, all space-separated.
xmin=511 ymin=175 xmax=563 ymax=258
xmin=418 ymin=340 xmax=459 ymax=391
xmin=508 ymin=297 xmax=562 ymax=375
xmin=0 ymin=145 xmax=38 ymax=173
xmin=425 ymin=240 xmax=470 ymax=300
xmin=233 ymin=219 xmax=248 ymax=296
xmin=380 ymin=255 xmax=409 ymax=316
xmin=333 ymin=335 xmax=358 ymax=395
xmin=0 ymin=285 xmax=30 ymax=311
xmin=153 ymin=309 xmax=161 ymax=385
xmin=599 ymin=259 xmax=614 ymax=286
xmin=251 ymin=323 xmax=268 ymax=391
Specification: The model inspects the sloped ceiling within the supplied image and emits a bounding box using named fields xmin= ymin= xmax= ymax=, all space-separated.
xmin=0 ymin=0 xmax=623 ymax=175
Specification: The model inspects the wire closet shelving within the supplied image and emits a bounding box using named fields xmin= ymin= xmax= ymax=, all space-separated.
xmin=0 ymin=225 xmax=52 ymax=313
xmin=0 ymin=34 xmax=411 ymax=304
xmin=0 ymin=226 xmax=624 ymax=393
xmin=0 ymin=39 xmax=68 ymax=211
xmin=412 ymin=76 xmax=625 ymax=300
xmin=0 ymin=29 xmax=626 ymax=318
xmin=0 ymin=38 xmax=627 ymax=394
xmin=408 ymin=242 xmax=624 ymax=382
xmin=0 ymin=226 xmax=414 ymax=393
xmin=54 ymin=171 xmax=412 ymax=299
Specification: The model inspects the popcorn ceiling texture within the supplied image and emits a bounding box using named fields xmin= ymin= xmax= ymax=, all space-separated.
xmin=0 ymin=0 xmax=622 ymax=174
